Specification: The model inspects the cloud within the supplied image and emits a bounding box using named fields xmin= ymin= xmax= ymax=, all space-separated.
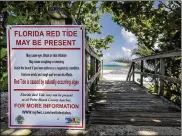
xmin=121 ymin=47 xmax=132 ymax=57
xmin=102 ymin=52 xmax=113 ymax=64
xmin=102 ymin=46 xmax=139 ymax=64
xmin=102 ymin=52 xmax=122 ymax=64
xmin=103 ymin=48 xmax=131 ymax=64
xmin=121 ymin=47 xmax=137 ymax=59
xmin=121 ymin=28 xmax=137 ymax=44
xmin=120 ymin=28 xmax=138 ymax=59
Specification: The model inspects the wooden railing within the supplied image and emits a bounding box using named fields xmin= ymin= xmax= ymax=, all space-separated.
xmin=85 ymin=42 xmax=102 ymax=112
xmin=50 ymin=11 xmax=102 ymax=113
xmin=126 ymin=50 xmax=181 ymax=97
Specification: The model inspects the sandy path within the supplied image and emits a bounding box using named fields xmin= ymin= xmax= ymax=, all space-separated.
xmin=102 ymin=67 xmax=141 ymax=81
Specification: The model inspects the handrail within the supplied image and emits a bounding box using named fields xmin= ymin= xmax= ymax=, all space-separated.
xmin=50 ymin=12 xmax=102 ymax=114
xmin=86 ymin=72 xmax=100 ymax=92
xmin=126 ymin=50 xmax=181 ymax=97
xmin=73 ymin=16 xmax=100 ymax=61
xmin=85 ymin=42 xmax=100 ymax=61
xmin=134 ymin=72 xmax=181 ymax=83
xmin=85 ymin=43 xmax=101 ymax=112
xmin=74 ymin=16 xmax=101 ymax=113
xmin=133 ymin=50 xmax=181 ymax=61
xmin=73 ymin=19 xmax=101 ymax=113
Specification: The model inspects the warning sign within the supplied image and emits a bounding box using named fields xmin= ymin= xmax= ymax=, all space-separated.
xmin=7 ymin=25 xmax=85 ymax=129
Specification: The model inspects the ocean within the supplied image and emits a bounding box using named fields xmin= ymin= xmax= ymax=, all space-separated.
xmin=103 ymin=65 xmax=127 ymax=70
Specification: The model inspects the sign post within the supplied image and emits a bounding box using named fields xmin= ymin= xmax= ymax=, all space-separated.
xmin=7 ymin=25 xmax=85 ymax=129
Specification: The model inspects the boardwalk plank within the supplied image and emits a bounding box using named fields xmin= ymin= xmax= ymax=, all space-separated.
xmin=88 ymin=80 xmax=181 ymax=127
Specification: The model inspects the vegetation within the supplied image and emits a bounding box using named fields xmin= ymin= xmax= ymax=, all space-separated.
xmin=0 ymin=1 xmax=181 ymax=106
xmin=112 ymin=56 xmax=131 ymax=64
xmin=0 ymin=1 xmax=113 ymax=91
xmin=101 ymin=1 xmax=181 ymax=105
xmin=101 ymin=1 xmax=181 ymax=54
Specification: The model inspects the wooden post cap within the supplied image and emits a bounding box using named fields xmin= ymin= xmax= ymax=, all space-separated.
xmin=48 ymin=6 xmax=70 ymax=19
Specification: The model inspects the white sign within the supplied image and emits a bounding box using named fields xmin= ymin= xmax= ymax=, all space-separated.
xmin=7 ymin=25 xmax=85 ymax=129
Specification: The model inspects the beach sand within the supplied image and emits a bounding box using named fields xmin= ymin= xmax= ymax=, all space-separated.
xmin=102 ymin=69 xmax=128 ymax=81
xmin=102 ymin=67 xmax=141 ymax=81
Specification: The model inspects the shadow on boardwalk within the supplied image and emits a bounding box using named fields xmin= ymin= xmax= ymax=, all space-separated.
xmin=1 ymin=80 xmax=181 ymax=136
xmin=87 ymin=80 xmax=181 ymax=136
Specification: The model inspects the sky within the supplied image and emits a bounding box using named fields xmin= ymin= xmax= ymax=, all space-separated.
xmin=89 ymin=13 xmax=137 ymax=65
xmin=88 ymin=1 xmax=165 ymax=65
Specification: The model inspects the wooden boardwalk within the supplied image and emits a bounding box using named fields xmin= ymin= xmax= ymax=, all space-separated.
xmin=1 ymin=80 xmax=181 ymax=136
xmin=88 ymin=80 xmax=181 ymax=128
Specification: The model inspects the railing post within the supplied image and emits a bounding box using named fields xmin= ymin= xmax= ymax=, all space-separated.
xmin=126 ymin=62 xmax=132 ymax=81
xmin=132 ymin=62 xmax=135 ymax=81
xmin=85 ymin=53 xmax=88 ymax=82
xmin=102 ymin=60 xmax=103 ymax=78
xmin=90 ymin=56 xmax=96 ymax=94
xmin=96 ymin=59 xmax=99 ymax=84
xmin=154 ymin=59 xmax=158 ymax=93
xmin=98 ymin=60 xmax=101 ymax=80
xmin=140 ymin=60 xmax=143 ymax=86
xmin=49 ymin=7 xmax=73 ymax=25
xmin=49 ymin=8 xmax=89 ymax=113
xmin=129 ymin=63 xmax=132 ymax=81
xmin=85 ymin=52 xmax=88 ymax=112
xmin=159 ymin=58 xmax=165 ymax=96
